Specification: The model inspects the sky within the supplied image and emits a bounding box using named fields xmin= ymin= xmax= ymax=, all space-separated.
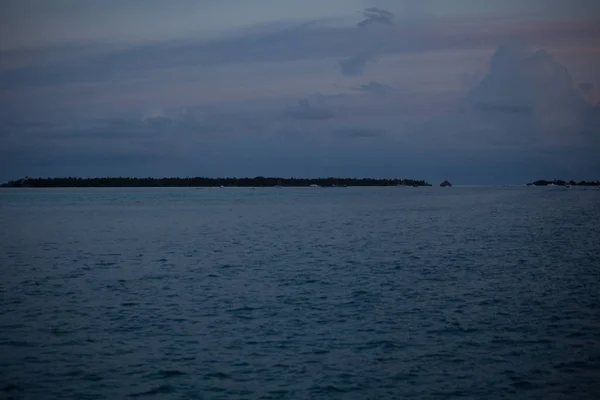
xmin=1 ymin=0 xmax=600 ymax=184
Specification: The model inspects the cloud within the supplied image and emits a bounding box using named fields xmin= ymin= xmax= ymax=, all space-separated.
xmin=338 ymin=7 xmax=395 ymax=76
xmin=2 ymin=15 xmax=599 ymax=89
xmin=579 ymin=82 xmax=594 ymax=94
xmin=578 ymin=82 xmax=596 ymax=103
xmin=2 ymin=11 xmax=600 ymax=184
xmin=352 ymin=81 xmax=396 ymax=94
xmin=0 ymin=108 xmax=235 ymax=160
xmin=332 ymin=127 xmax=385 ymax=138
xmin=467 ymin=45 xmax=588 ymax=115
xmin=285 ymin=99 xmax=334 ymax=120
xmin=0 ymin=105 xmax=274 ymax=181
xmin=358 ymin=7 xmax=394 ymax=28
xmin=2 ymin=89 xmax=599 ymax=184
xmin=339 ymin=52 xmax=379 ymax=76
xmin=464 ymin=44 xmax=599 ymax=150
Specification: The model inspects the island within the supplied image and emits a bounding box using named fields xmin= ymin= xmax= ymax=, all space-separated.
xmin=526 ymin=179 xmax=600 ymax=187
xmin=1 ymin=176 xmax=433 ymax=188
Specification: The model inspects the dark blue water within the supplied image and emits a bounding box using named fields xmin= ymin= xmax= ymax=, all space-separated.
xmin=1 ymin=186 xmax=600 ymax=399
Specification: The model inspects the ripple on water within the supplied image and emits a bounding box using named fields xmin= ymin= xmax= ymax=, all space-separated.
xmin=127 ymin=384 xmax=175 ymax=398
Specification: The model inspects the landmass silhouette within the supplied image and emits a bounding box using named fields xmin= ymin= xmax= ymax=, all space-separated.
xmin=3 ymin=177 xmax=598 ymax=188
xmin=1 ymin=176 xmax=432 ymax=188
xmin=526 ymin=179 xmax=600 ymax=187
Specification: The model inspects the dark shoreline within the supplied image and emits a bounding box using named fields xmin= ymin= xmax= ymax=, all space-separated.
xmin=1 ymin=177 xmax=432 ymax=188
xmin=526 ymin=179 xmax=600 ymax=187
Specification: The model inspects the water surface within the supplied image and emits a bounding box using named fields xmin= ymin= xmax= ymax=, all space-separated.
xmin=1 ymin=187 xmax=600 ymax=399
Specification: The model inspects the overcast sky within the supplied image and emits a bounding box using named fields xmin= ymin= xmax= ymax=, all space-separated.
xmin=1 ymin=0 xmax=599 ymax=184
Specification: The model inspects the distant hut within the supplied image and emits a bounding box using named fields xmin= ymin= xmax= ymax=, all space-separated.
xmin=440 ymin=180 xmax=452 ymax=187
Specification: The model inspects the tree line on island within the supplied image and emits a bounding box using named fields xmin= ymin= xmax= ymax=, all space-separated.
xmin=1 ymin=176 xmax=432 ymax=188
xmin=526 ymin=179 xmax=600 ymax=187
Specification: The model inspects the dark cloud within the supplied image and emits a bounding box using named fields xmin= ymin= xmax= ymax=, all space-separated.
xmin=458 ymin=70 xmax=487 ymax=91
xmin=285 ymin=99 xmax=334 ymax=120
xmin=339 ymin=52 xmax=378 ymax=76
xmin=352 ymin=81 xmax=396 ymax=95
xmin=339 ymin=8 xmax=395 ymax=76
xmin=358 ymin=7 xmax=394 ymax=28
xmin=578 ymin=82 xmax=596 ymax=103
xmin=579 ymin=82 xmax=594 ymax=94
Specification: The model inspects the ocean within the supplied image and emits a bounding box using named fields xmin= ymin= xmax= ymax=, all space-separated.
xmin=1 ymin=186 xmax=599 ymax=399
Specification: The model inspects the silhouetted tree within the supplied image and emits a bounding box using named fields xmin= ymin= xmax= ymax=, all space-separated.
xmin=1 ymin=176 xmax=434 ymax=188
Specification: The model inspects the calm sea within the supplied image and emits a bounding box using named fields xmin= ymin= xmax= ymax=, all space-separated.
xmin=1 ymin=186 xmax=600 ymax=399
